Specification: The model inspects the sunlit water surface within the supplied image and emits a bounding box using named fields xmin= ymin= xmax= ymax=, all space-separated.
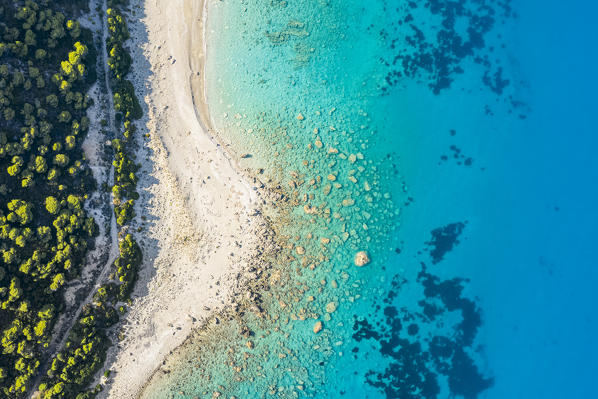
xmin=142 ymin=0 xmax=598 ymax=398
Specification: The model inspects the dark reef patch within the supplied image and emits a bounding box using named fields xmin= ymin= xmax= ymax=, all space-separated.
xmin=417 ymin=267 xmax=481 ymax=348
xmin=378 ymin=0 xmax=528 ymax=117
xmin=426 ymin=222 xmax=467 ymax=264
xmin=354 ymin=265 xmax=491 ymax=399
xmin=483 ymin=66 xmax=510 ymax=95
xmin=352 ymin=215 xmax=490 ymax=399
xmin=439 ymin=145 xmax=474 ymax=167
xmin=380 ymin=0 xmax=514 ymax=95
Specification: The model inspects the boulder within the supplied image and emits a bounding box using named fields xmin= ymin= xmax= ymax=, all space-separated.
xmin=354 ymin=251 xmax=370 ymax=267
xmin=313 ymin=321 xmax=323 ymax=334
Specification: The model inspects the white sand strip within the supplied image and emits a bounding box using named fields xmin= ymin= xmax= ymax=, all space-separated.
xmin=99 ymin=0 xmax=259 ymax=397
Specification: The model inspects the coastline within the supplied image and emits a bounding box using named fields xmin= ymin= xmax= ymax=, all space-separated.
xmin=98 ymin=0 xmax=262 ymax=397
xmin=100 ymin=1 xmax=598 ymax=399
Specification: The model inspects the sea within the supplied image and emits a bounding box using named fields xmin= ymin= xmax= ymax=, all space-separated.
xmin=141 ymin=0 xmax=598 ymax=398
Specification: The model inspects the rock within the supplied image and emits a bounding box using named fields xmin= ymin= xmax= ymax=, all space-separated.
xmin=342 ymin=198 xmax=355 ymax=207
xmin=354 ymin=251 xmax=370 ymax=267
xmin=313 ymin=321 xmax=323 ymax=334
xmin=296 ymin=246 xmax=306 ymax=255
xmin=246 ymin=341 xmax=254 ymax=349
xmin=297 ymin=113 xmax=305 ymax=120
xmin=304 ymin=205 xmax=317 ymax=214
xmin=325 ymin=302 xmax=337 ymax=313
xmin=241 ymin=325 xmax=251 ymax=338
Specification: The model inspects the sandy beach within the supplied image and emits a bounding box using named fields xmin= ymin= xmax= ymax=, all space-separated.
xmin=97 ymin=0 xmax=260 ymax=397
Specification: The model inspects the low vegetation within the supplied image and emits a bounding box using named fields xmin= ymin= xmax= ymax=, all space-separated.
xmin=0 ymin=0 xmax=144 ymax=397
xmin=39 ymin=0 xmax=144 ymax=397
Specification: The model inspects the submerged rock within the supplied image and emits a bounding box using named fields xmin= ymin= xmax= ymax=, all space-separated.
xmin=342 ymin=198 xmax=355 ymax=207
xmin=313 ymin=321 xmax=323 ymax=333
xmin=354 ymin=251 xmax=370 ymax=267
xmin=325 ymin=302 xmax=337 ymax=313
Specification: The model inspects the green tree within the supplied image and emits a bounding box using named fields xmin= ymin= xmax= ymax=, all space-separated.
xmin=7 ymin=200 xmax=33 ymax=225
xmin=57 ymin=110 xmax=71 ymax=123
xmin=35 ymin=155 xmax=48 ymax=173
xmin=45 ymin=196 xmax=60 ymax=214
xmin=53 ymin=153 xmax=69 ymax=166
xmin=46 ymin=94 xmax=59 ymax=107
xmin=49 ymin=273 xmax=65 ymax=291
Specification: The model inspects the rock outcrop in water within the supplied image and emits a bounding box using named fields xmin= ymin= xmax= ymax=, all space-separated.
xmin=354 ymin=251 xmax=371 ymax=266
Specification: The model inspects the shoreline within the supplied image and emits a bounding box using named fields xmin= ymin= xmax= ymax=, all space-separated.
xmin=98 ymin=0 xmax=263 ymax=397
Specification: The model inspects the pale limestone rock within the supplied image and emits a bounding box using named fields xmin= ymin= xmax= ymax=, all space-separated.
xmin=313 ymin=321 xmax=323 ymax=334
xmin=325 ymin=302 xmax=337 ymax=313
xmin=354 ymin=251 xmax=370 ymax=267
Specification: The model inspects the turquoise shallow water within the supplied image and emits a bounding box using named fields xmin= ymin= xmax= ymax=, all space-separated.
xmin=143 ymin=0 xmax=598 ymax=398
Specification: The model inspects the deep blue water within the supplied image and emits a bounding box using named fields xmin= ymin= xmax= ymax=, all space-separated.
xmin=143 ymin=0 xmax=598 ymax=397
xmin=380 ymin=1 xmax=598 ymax=397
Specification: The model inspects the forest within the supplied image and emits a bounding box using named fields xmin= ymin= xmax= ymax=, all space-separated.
xmin=0 ymin=0 xmax=144 ymax=397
